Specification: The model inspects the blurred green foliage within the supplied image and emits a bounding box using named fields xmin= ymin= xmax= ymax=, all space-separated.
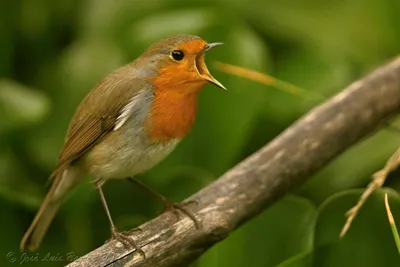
xmin=1 ymin=0 xmax=400 ymax=266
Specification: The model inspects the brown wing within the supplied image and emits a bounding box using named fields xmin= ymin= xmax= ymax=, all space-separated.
xmin=51 ymin=66 xmax=144 ymax=177
xmin=56 ymin=115 xmax=115 ymax=168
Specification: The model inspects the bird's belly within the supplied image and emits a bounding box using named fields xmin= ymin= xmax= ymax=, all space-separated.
xmin=113 ymin=139 xmax=178 ymax=177
xmin=83 ymin=126 xmax=179 ymax=182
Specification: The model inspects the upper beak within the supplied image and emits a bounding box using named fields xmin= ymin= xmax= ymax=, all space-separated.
xmin=204 ymin=42 xmax=224 ymax=52
xmin=198 ymin=42 xmax=227 ymax=90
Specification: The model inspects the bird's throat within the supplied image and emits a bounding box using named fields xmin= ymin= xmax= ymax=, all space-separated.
xmin=145 ymin=88 xmax=200 ymax=142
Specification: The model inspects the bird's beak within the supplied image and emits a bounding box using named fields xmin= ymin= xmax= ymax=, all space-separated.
xmin=196 ymin=42 xmax=227 ymax=90
xmin=201 ymin=71 xmax=227 ymax=91
xmin=204 ymin=42 xmax=224 ymax=52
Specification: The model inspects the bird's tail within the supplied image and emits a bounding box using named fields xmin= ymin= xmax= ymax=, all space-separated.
xmin=20 ymin=167 xmax=83 ymax=251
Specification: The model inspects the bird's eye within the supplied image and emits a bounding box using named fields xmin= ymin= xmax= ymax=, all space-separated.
xmin=171 ymin=50 xmax=184 ymax=61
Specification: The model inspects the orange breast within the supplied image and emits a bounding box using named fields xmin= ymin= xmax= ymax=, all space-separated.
xmin=145 ymin=88 xmax=200 ymax=142
xmin=145 ymin=54 xmax=209 ymax=142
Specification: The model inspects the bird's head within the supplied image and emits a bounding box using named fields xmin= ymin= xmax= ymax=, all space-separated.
xmin=141 ymin=35 xmax=226 ymax=94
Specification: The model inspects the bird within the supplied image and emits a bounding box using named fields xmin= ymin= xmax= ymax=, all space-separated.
xmin=20 ymin=34 xmax=226 ymax=255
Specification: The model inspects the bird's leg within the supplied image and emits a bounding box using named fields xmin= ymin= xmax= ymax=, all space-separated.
xmin=127 ymin=177 xmax=200 ymax=229
xmin=97 ymin=185 xmax=145 ymax=257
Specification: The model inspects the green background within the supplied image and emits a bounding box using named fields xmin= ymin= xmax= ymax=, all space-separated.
xmin=1 ymin=0 xmax=400 ymax=266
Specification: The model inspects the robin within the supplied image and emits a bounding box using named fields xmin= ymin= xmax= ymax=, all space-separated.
xmin=20 ymin=34 xmax=225 ymax=255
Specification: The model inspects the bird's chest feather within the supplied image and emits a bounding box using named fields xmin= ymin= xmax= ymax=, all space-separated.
xmin=145 ymin=90 xmax=198 ymax=142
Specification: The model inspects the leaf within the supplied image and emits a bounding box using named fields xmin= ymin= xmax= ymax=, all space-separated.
xmin=234 ymin=0 xmax=398 ymax=66
xmin=312 ymin=189 xmax=400 ymax=267
xmin=197 ymin=195 xmax=316 ymax=267
xmin=276 ymin=251 xmax=313 ymax=267
xmin=0 ymin=145 xmax=43 ymax=209
xmin=0 ymin=79 xmax=50 ymax=134
xmin=299 ymin=130 xmax=400 ymax=204
xmin=127 ymin=8 xmax=218 ymax=47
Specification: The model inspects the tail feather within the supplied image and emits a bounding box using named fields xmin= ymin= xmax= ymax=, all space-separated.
xmin=20 ymin=167 xmax=83 ymax=251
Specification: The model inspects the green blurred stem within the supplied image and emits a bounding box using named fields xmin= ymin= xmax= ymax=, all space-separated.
xmin=385 ymin=193 xmax=400 ymax=254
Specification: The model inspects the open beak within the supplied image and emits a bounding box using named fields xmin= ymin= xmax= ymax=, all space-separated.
xmin=196 ymin=42 xmax=227 ymax=90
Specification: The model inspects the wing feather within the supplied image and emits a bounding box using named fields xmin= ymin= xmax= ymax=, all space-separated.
xmin=51 ymin=66 xmax=147 ymax=177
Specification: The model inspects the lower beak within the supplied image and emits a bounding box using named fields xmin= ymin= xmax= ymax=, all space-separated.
xmin=197 ymin=42 xmax=227 ymax=90
xmin=202 ymin=73 xmax=227 ymax=90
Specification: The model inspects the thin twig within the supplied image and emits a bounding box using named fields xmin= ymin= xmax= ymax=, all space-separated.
xmin=214 ymin=61 xmax=325 ymax=100
xmin=340 ymin=145 xmax=400 ymax=237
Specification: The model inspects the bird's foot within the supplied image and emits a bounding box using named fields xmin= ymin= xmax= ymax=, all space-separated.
xmin=163 ymin=200 xmax=201 ymax=229
xmin=125 ymin=178 xmax=201 ymax=229
xmin=122 ymin=227 xmax=143 ymax=235
xmin=106 ymin=226 xmax=145 ymax=258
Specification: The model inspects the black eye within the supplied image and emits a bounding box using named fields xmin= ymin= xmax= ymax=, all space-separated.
xmin=171 ymin=50 xmax=184 ymax=61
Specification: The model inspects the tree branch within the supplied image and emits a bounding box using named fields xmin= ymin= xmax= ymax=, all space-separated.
xmin=68 ymin=57 xmax=400 ymax=267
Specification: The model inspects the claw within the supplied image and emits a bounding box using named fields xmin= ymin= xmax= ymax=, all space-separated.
xmin=164 ymin=201 xmax=201 ymax=229
xmin=122 ymin=227 xmax=143 ymax=235
xmin=107 ymin=227 xmax=146 ymax=258
xmin=126 ymin=178 xmax=201 ymax=229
